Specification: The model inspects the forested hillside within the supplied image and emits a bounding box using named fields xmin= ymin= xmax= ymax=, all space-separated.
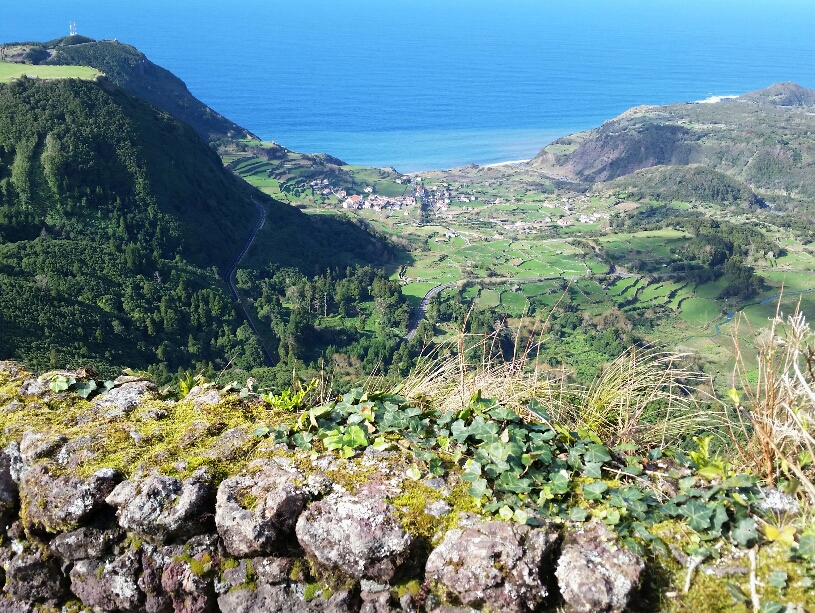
xmin=0 ymin=76 xmax=405 ymax=383
xmin=44 ymin=39 xmax=253 ymax=143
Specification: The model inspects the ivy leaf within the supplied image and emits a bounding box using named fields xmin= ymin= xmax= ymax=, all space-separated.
xmin=681 ymin=500 xmax=713 ymax=532
xmin=292 ymin=432 xmax=313 ymax=450
xmin=74 ymin=380 xmax=97 ymax=399
xmin=567 ymin=448 xmax=583 ymax=469
xmin=582 ymin=481 xmax=608 ymax=501
xmin=467 ymin=478 xmax=490 ymax=499
xmin=584 ymin=444 xmax=612 ymax=464
xmin=251 ymin=425 xmax=271 ymax=437
xmin=498 ymin=506 xmax=514 ymax=521
xmin=485 ymin=441 xmax=509 ymax=463
xmin=468 ymin=416 xmax=500 ymax=443
xmin=549 ymin=471 xmax=570 ymax=494
xmin=659 ymin=502 xmax=682 ymax=517
xmin=513 ymin=508 xmax=529 ymax=524
xmin=795 ymin=533 xmax=815 ymax=558
xmin=623 ymin=538 xmax=646 ymax=557
xmin=372 ymin=436 xmax=392 ymax=451
xmin=490 ymin=407 xmax=519 ymax=422
xmin=436 ymin=411 xmax=453 ymax=426
xmin=724 ymin=582 xmax=749 ymax=603
xmin=722 ymin=474 xmax=756 ymax=489
xmin=732 ymin=517 xmax=758 ymax=547
xmin=569 ymin=507 xmax=589 ymax=522
xmin=767 ymin=570 xmax=787 ymax=590
xmin=405 ymin=466 xmax=422 ymax=481
xmin=450 ymin=420 xmax=469 ymax=442
xmin=414 ymin=449 xmax=436 ymax=462
xmin=759 ymin=601 xmax=784 ymax=613
xmin=497 ymin=472 xmax=533 ymax=494
xmin=322 ymin=430 xmax=344 ymax=451
xmin=344 ymin=425 xmax=368 ymax=449
xmin=428 ymin=456 xmax=444 ymax=475
xmin=49 ymin=374 xmax=75 ymax=392
xmin=484 ymin=460 xmax=510 ymax=478
xmin=461 ymin=459 xmax=482 ymax=481
xmin=678 ymin=476 xmax=697 ymax=491
xmin=604 ymin=508 xmax=621 ymax=525
xmin=710 ymin=502 xmax=729 ymax=535
xmin=583 ymin=462 xmax=603 ymax=478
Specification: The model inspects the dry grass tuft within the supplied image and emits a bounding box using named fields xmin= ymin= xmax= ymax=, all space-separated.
xmin=397 ymin=314 xmax=715 ymax=450
xmin=727 ymin=300 xmax=815 ymax=505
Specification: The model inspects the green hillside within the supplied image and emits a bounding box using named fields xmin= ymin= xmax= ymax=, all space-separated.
xmin=0 ymin=77 xmax=404 ymax=382
xmin=0 ymin=36 xmax=252 ymax=143
xmin=45 ymin=40 xmax=254 ymax=143
xmin=532 ymin=83 xmax=815 ymax=205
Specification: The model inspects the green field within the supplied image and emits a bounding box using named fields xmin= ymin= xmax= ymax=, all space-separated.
xmin=679 ymin=298 xmax=721 ymax=327
xmin=478 ymin=290 xmax=501 ymax=309
xmin=0 ymin=61 xmax=101 ymax=83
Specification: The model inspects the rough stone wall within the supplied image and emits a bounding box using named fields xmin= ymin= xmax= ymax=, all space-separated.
xmin=0 ymin=362 xmax=646 ymax=613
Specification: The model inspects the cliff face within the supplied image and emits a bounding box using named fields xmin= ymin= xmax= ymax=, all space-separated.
xmin=0 ymin=361 xmax=811 ymax=613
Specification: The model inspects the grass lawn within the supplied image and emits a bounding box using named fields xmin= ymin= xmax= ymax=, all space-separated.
xmin=401 ymin=282 xmax=439 ymax=308
xmin=500 ymin=291 xmax=529 ymax=315
xmin=0 ymin=60 xmax=101 ymax=83
xmin=680 ymin=298 xmax=722 ymax=327
xmin=478 ymin=290 xmax=501 ymax=309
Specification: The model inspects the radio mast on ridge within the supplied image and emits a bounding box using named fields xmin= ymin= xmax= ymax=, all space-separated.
xmin=69 ymin=22 xmax=77 ymax=36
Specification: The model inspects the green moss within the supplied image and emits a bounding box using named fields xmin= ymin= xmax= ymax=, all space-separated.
xmin=391 ymin=481 xmax=444 ymax=540
xmin=394 ymin=579 xmax=421 ymax=599
xmin=305 ymin=557 xmax=358 ymax=591
xmin=303 ymin=583 xmax=321 ymax=601
xmin=235 ymin=490 xmax=259 ymax=511
xmin=173 ymin=552 xmax=213 ymax=579
xmin=244 ymin=559 xmax=257 ymax=584
xmin=221 ymin=558 xmax=240 ymax=570
xmin=289 ymin=558 xmax=306 ymax=582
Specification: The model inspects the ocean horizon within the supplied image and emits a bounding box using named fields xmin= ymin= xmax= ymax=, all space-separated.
xmin=3 ymin=0 xmax=815 ymax=171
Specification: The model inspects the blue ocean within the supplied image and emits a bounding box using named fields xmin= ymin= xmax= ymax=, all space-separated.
xmin=3 ymin=0 xmax=815 ymax=172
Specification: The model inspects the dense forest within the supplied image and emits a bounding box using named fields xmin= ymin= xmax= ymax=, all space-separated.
xmin=0 ymin=77 xmax=406 ymax=385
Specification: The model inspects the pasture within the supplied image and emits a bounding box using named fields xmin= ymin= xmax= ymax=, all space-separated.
xmin=0 ymin=60 xmax=101 ymax=83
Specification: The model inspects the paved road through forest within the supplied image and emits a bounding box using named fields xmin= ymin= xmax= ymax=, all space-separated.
xmin=225 ymin=199 xmax=276 ymax=365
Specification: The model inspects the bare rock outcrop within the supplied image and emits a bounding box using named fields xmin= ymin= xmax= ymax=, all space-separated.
xmin=425 ymin=520 xmax=559 ymax=613
xmin=215 ymin=461 xmax=307 ymax=557
xmin=91 ymin=379 xmax=158 ymax=420
xmin=69 ymin=550 xmax=142 ymax=611
xmin=555 ymin=521 xmax=645 ymax=613
xmin=0 ymin=450 xmax=18 ymax=534
xmin=106 ymin=476 xmax=213 ymax=542
xmin=49 ymin=526 xmax=124 ymax=561
xmin=3 ymin=549 xmax=68 ymax=602
xmin=295 ymin=490 xmax=414 ymax=582
xmin=20 ymin=465 xmax=118 ymax=534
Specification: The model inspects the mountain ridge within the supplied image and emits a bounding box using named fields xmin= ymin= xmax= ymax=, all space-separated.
xmin=531 ymin=82 xmax=815 ymax=205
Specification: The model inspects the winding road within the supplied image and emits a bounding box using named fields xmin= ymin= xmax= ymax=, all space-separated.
xmin=225 ymin=199 xmax=276 ymax=366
